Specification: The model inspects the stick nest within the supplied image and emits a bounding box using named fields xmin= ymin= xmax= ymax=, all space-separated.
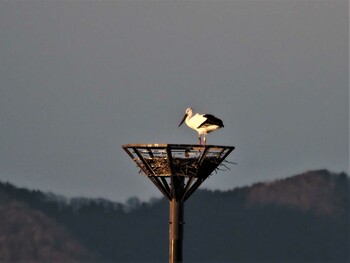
xmin=135 ymin=156 xmax=225 ymax=177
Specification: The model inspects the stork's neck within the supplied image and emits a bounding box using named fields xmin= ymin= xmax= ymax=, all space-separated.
xmin=185 ymin=110 xmax=193 ymax=123
xmin=185 ymin=111 xmax=198 ymax=130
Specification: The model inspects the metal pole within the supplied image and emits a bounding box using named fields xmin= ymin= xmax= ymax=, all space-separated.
xmin=169 ymin=198 xmax=184 ymax=263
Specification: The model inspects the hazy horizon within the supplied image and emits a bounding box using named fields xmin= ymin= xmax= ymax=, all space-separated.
xmin=0 ymin=0 xmax=348 ymax=202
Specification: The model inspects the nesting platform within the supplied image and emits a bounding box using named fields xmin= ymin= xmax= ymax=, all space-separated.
xmin=122 ymin=144 xmax=235 ymax=201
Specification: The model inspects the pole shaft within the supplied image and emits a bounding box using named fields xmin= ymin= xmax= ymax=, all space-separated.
xmin=169 ymin=199 xmax=184 ymax=263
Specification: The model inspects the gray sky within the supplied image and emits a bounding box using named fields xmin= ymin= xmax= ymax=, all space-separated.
xmin=0 ymin=0 xmax=348 ymax=203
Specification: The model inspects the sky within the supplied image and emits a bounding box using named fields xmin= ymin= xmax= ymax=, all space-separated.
xmin=0 ymin=0 xmax=348 ymax=203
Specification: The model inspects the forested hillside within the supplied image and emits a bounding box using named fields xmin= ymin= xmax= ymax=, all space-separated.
xmin=0 ymin=191 xmax=94 ymax=260
xmin=0 ymin=170 xmax=348 ymax=262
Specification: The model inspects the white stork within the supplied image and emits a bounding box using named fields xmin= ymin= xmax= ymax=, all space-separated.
xmin=178 ymin=108 xmax=224 ymax=145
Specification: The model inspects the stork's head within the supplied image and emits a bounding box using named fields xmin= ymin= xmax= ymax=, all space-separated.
xmin=178 ymin=107 xmax=193 ymax=127
xmin=185 ymin=108 xmax=193 ymax=115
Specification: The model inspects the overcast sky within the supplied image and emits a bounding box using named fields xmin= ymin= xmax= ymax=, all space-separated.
xmin=0 ymin=0 xmax=348 ymax=203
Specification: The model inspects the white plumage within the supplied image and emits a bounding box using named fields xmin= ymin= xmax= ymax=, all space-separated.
xmin=178 ymin=108 xmax=224 ymax=145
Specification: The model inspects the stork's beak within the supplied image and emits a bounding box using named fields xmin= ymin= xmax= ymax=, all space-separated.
xmin=178 ymin=114 xmax=187 ymax=127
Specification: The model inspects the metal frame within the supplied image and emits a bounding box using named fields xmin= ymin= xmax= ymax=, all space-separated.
xmin=122 ymin=143 xmax=235 ymax=263
xmin=122 ymin=144 xmax=235 ymax=202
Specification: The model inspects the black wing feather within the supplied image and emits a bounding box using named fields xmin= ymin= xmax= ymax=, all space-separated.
xmin=198 ymin=114 xmax=224 ymax=128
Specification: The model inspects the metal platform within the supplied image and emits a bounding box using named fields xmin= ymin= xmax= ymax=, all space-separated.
xmin=122 ymin=144 xmax=235 ymax=201
xmin=122 ymin=143 xmax=235 ymax=263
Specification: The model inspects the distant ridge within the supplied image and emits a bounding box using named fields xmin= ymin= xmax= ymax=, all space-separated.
xmin=246 ymin=169 xmax=349 ymax=215
xmin=0 ymin=169 xmax=348 ymax=262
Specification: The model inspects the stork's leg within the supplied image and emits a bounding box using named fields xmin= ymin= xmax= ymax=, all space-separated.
xmin=198 ymin=136 xmax=201 ymax=145
xmin=203 ymin=136 xmax=206 ymax=146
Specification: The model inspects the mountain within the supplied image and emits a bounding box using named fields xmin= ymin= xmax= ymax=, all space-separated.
xmin=0 ymin=169 xmax=348 ymax=262
xmin=0 ymin=191 xmax=95 ymax=261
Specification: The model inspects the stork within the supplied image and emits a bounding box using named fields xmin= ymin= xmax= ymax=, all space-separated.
xmin=178 ymin=108 xmax=224 ymax=145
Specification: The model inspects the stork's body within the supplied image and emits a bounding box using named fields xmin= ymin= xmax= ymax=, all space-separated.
xmin=178 ymin=108 xmax=224 ymax=145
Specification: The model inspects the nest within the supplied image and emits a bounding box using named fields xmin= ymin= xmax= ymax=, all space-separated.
xmin=135 ymin=156 xmax=226 ymax=177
